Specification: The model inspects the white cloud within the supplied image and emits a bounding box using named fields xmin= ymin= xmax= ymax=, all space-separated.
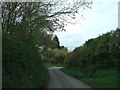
xmin=55 ymin=0 xmax=118 ymax=51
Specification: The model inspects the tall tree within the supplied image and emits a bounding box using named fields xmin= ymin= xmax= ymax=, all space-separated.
xmin=2 ymin=1 xmax=92 ymax=88
xmin=2 ymin=1 xmax=92 ymax=52
xmin=52 ymin=35 xmax=60 ymax=49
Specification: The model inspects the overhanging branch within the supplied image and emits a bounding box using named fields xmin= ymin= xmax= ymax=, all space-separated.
xmin=47 ymin=11 xmax=73 ymax=18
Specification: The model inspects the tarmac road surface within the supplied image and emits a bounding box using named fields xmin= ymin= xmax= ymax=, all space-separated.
xmin=46 ymin=67 xmax=93 ymax=89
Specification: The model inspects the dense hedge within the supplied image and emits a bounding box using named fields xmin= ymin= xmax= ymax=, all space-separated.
xmin=61 ymin=29 xmax=119 ymax=88
xmin=2 ymin=32 xmax=48 ymax=88
xmin=66 ymin=28 xmax=120 ymax=74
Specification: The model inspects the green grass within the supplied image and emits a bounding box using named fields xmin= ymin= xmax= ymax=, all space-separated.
xmin=61 ymin=66 xmax=118 ymax=88
xmin=44 ymin=63 xmax=64 ymax=68
xmin=84 ymin=70 xmax=118 ymax=88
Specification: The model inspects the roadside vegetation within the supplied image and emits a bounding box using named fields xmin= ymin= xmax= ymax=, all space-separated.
xmin=61 ymin=66 xmax=118 ymax=88
xmin=2 ymin=1 xmax=89 ymax=88
xmin=44 ymin=63 xmax=64 ymax=68
xmin=44 ymin=28 xmax=119 ymax=88
xmin=3 ymin=32 xmax=48 ymax=88
xmin=61 ymin=28 xmax=120 ymax=88
xmin=2 ymin=1 xmax=119 ymax=89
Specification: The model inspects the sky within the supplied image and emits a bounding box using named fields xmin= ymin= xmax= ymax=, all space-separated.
xmin=54 ymin=0 xmax=119 ymax=51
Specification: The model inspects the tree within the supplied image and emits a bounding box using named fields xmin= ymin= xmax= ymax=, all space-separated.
xmin=66 ymin=28 xmax=119 ymax=75
xmin=43 ymin=48 xmax=68 ymax=64
xmin=2 ymin=1 xmax=92 ymax=87
xmin=52 ymin=35 xmax=60 ymax=49
xmin=2 ymin=1 xmax=92 ymax=51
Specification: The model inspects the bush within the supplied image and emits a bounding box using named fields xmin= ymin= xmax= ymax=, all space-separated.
xmin=61 ymin=66 xmax=118 ymax=88
xmin=2 ymin=32 xmax=48 ymax=88
xmin=43 ymin=48 xmax=68 ymax=64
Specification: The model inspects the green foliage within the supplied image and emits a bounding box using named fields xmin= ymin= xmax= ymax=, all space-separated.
xmin=2 ymin=1 xmax=92 ymax=88
xmin=44 ymin=63 xmax=64 ymax=68
xmin=2 ymin=32 xmax=48 ymax=88
xmin=83 ymin=70 xmax=118 ymax=88
xmin=62 ymin=28 xmax=119 ymax=88
xmin=61 ymin=66 xmax=118 ymax=88
xmin=43 ymin=48 xmax=68 ymax=64
xmin=52 ymin=35 xmax=60 ymax=49
xmin=66 ymin=28 xmax=119 ymax=73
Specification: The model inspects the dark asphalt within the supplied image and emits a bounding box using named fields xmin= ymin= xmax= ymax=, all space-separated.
xmin=46 ymin=67 xmax=93 ymax=89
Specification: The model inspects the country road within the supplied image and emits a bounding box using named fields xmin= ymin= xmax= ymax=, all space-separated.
xmin=46 ymin=67 xmax=93 ymax=89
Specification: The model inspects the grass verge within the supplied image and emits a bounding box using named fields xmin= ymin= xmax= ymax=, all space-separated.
xmin=61 ymin=65 xmax=118 ymax=88
xmin=44 ymin=63 xmax=64 ymax=68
